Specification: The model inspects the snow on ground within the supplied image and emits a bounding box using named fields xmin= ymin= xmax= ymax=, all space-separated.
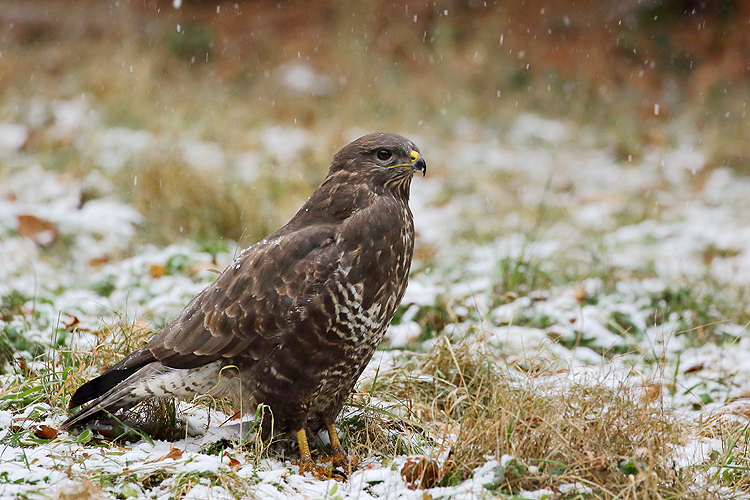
xmin=1 ymin=111 xmax=750 ymax=498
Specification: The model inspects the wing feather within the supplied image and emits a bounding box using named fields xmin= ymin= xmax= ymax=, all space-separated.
xmin=144 ymin=223 xmax=341 ymax=369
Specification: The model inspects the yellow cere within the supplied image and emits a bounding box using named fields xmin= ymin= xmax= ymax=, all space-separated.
xmin=388 ymin=150 xmax=421 ymax=168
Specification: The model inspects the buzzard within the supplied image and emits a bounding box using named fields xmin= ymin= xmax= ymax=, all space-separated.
xmin=61 ymin=132 xmax=426 ymax=473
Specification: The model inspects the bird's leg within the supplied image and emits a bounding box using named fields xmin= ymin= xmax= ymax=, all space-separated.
xmin=294 ymin=428 xmax=347 ymax=481
xmin=295 ymin=428 xmax=315 ymax=474
xmin=327 ymin=424 xmax=350 ymax=471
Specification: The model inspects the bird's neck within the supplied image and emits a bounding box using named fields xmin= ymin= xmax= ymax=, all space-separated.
xmin=287 ymin=171 xmax=411 ymax=229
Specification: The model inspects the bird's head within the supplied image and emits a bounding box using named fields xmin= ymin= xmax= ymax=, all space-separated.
xmin=291 ymin=133 xmax=425 ymax=226
xmin=330 ymin=133 xmax=426 ymax=194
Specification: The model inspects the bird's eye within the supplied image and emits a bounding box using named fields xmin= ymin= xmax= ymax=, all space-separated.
xmin=376 ymin=149 xmax=392 ymax=161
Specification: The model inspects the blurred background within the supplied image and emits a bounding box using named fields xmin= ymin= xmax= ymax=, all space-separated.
xmin=2 ymin=0 xmax=748 ymax=248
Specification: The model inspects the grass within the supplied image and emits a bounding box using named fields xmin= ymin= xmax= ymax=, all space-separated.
xmin=346 ymin=337 xmax=695 ymax=498
xmin=0 ymin=279 xmax=747 ymax=498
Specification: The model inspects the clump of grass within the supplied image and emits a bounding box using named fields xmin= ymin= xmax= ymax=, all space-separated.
xmin=65 ymin=317 xmax=155 ymax=385
xmin=169 ymin=470 xmax=252 ymax=500
xmin=117 ymin=144 xmax=326 ymax=246
xmin=492 ymin=254 xmax=554 ymax=304
xmin=121 ymin=398 xmax=185 ymax=442
xmin=349 ymin=336 xmax=707 ymax=498
xmin=0 ymin=314 xmax=155 ymax=418
xmin=648 ymin=282 xmax=750 ymax=347
xmin=120 ymin=153 xmax=269 ymax=246
xmin=691 ymin=414 xmax=750 ymax=494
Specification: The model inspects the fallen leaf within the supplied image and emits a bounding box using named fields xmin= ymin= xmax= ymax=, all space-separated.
xmin=149 ymin=264 xmax=166 ymax=279
xmin=63 ymin=315 xmax=80 ymax=330
xmin=146 ymin=447 xmax=183 ymax=463
xmin=14 ymin=358 xmax=35 ymax=377
xmin=223 ymin=452 xmax=241 ymax=471
xmin=35 ymin=425 xmax=59 ymax=440
xmin=17 ymin=214 xmax=57 ymax=246
xmin=88 ymin=256 xmax=110 ymax=267
xmin=523 ymin=415 xmax=544 ymax=427
xmin=401 ymin=457 xmax=440 ymax=490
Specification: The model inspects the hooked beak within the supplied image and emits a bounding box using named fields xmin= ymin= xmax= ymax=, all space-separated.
xmin=410 ymin=150 xmax=427 ymax=177
xmin=388 ymin=150 xmax=427 ymax=176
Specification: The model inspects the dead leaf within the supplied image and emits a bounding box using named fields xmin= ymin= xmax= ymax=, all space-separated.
xmin=684 ymin=364 xmax=704 ymax=374
xmin=523 ymin=415 xmax=544 ymax=427
xmin=63 ymin=315 xmax=80 ymax=330
xmin=17 ymin=214 xmax=57 ymax=246
xmin=35 ymin=425 xmax=59 ymax=440
xmin=149 ymin=264 xmax=166 ymax=279
xmin=14 ymin=358 xmax=35 ymax=377
xmin=401 ymin=457 xmax=440 ymax=489
xmin=146 ymin=447 xmax=183 ymax=463
xmin=88 ymin=256 xmax=110 ymax=267
xmin=223 ymin=452 xmax=241 ymax=471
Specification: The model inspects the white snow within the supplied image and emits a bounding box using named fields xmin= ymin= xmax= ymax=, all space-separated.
xmin=0 ymin=122 xmax=29 ymax=152
xmin=278 ymin=63 xmax=334 ymax=96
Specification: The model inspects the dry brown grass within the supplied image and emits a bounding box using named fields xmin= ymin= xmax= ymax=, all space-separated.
xmin=49 ymin=317 xmax=156 ymax=413
xmin=120 ymin=142 xmax=329 ymax=246
xmin=690 ymin=411 xmax=750 ymax=494
xmin=346 ymin=337 xmax=709 ymax=499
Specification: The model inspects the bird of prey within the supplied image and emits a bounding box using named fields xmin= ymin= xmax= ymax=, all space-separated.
xmin=61 ymin=132 xmax=426 ymax=473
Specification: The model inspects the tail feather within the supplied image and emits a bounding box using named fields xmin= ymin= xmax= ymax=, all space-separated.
xmin=67 ymin=366 xmax=141 ymax=409
xmin=62 ymin=356 xmax=225 ymax=430
xmin=61 ymin=363 xmax=167 ymax=429
xmin=63 ymin=348 xmax=161 ymax=428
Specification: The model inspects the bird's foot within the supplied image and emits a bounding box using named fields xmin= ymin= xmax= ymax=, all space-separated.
xmin=330 ymin=447 xmax=349 ymax=468
xmin=295 ymin=457 xmax=315 ymax=475
xmin=294 ymin=458 xmax=347 ymax=481
xmin=321 ymin=448 xmax=361 ymax=478
xmin=314 ymin=465 xmax=348 ymax=482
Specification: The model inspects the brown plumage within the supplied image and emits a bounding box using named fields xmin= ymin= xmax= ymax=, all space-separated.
xmin=62 ymin=132 xmax=426 ymax=471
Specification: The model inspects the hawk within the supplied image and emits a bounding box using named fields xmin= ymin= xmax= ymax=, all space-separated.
xmin=61 ymin=132 xmax=426 ymax=473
